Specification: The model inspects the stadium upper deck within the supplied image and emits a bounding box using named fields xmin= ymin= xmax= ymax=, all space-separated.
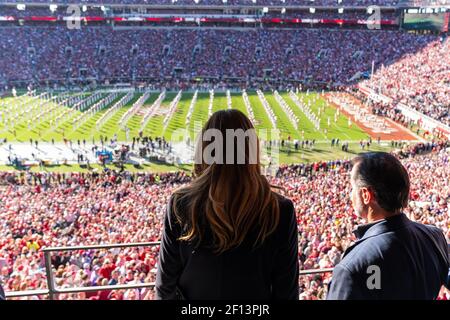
xmin=0 ymin=0 xmax=404 ymax=7
xmin=0 ymin=28 xmax=438 ymax=84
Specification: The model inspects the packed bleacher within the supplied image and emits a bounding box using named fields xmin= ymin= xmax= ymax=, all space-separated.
xmin=0 ymin=0 xmax=401 ymax=6
xmin=0 ymin=6 xmax=399 ymax=21
xmin=0 ymin=7 xmax=104 ymax=17
xmin=1 ymin=26 xmax=447 ymax=127
xmin=0 ymin=140 xmax=448 ymax=300
xmin=0 ymin=27 xmax=439 ymax=84
xmin=0 ymin=170 xmax=190 ymax=300
xmin=362 ymin=37 xmax=450 ymax=127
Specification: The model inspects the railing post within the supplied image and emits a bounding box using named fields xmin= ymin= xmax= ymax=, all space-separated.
xmin=44 ymin=251 xmax=56 ymax=300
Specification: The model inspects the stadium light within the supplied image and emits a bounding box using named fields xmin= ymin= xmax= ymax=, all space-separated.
xmin=49 ymin=4 xmax=58 ymax=13
xmin=309 ymin=8 xmax=315 ymax=14
xmin=16 ymin=4 xmax=26 ymax=11
xmin=338 ymin=7 xmax=344 ymax=14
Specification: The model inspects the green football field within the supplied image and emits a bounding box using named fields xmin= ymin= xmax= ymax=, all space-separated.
xmin=0 ymin=90 xmax=370 ymax=143
xmin=0 ymin=89 xmax=404 ymax=170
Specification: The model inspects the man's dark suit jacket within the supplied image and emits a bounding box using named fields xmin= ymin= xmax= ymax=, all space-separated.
xmin=327 ymin=213 xmax=449 ymax=300
xmin=155 ymin=194 xmax=299 ymax=300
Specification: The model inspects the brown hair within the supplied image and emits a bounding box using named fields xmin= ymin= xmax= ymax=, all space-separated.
xmin=172 ymin=109 xmax=280 ymax=254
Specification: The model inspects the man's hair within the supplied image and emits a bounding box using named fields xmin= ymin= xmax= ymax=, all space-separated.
xmin=351 ymin=152 xmax=410 ymax=213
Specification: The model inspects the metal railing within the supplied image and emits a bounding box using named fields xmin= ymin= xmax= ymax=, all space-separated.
xmin=5 ymin=241 xmax=160 ymax=300
xmin=4 ymin=241 xmax=334 ymax=300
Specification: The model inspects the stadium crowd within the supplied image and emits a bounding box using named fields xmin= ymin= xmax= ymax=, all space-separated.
xmin=0 ymin=170 xmax=190 ymax=300
xmin=1 ymin=26 xmax=447 ymax=127
xmin=0 ymin=140 xmax=448 ymax=300
xmin=363 ymin=36 xmax=450 ymax=127
xmin=0 ymin=7 xmax=398 ymax=21
xmin=0 ymin=0 xmax=401 ymax=6
xmin=1 ymin=27 xmax=432 ymax=83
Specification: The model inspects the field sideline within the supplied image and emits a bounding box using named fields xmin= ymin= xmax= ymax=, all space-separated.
xmin=0 ymin=140 xmax=396 ymax=173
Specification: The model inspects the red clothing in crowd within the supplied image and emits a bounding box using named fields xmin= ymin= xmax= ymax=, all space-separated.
xmin=98 ymin=289 xmax=111 ymax=300
xmin=99 ymin=264 xmax=116 ymax=279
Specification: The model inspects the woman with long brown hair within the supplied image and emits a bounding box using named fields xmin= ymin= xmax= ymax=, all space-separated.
xmin=155 ymin=109 xmax=299 ymax=300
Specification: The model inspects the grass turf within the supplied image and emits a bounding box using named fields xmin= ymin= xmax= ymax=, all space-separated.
xmin=1 ymin=90 xmax=371 ymax=143
xmin=0 ymin=90 xmax=411 ymax=173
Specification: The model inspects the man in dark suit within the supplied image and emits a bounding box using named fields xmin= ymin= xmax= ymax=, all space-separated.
xmin=327 ymin=152 xmax=449 ymax=300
